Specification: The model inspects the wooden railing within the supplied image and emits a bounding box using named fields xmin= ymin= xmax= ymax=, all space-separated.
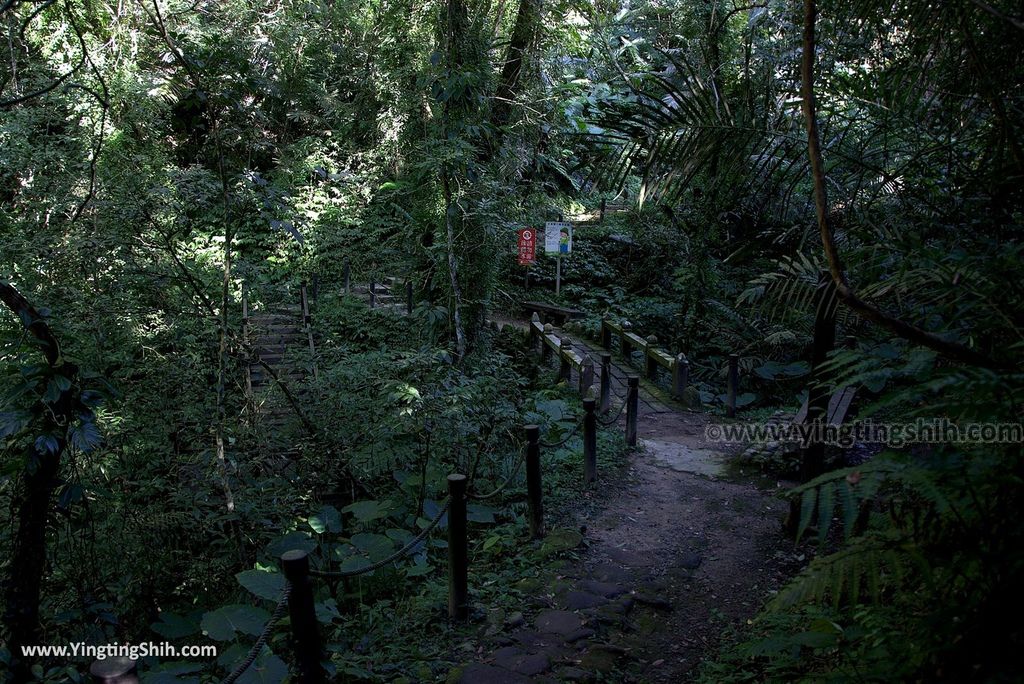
xmin=600 ymin=318 xmax=689 ymax=402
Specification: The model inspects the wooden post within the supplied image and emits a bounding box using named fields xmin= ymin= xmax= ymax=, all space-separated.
xmin=447 ymin=474 xmax=469 ymax=621
xmin=599 ymin=352 xmax=612 ymax=413
xmin=583 ymin=397 xmax=597 ymax=483
xmin=579 ymin=357 xmax=594 ymax=396
xmin=726 ymin=354 xmax=739 ymax=418
xmin=672 ymin=354 xmax=688 ymax=402
xmin=90 ymin=658 xmax=138 ymax=683
xmin=600 ymin=319 xmax=612 ymax=349
xmin=600 ymin=198 xmax=606 ymax=222
xmin=369 ymin=280 xmax=376 ymax=309
xmin=525 ymin=425 xmax=544 ymax=539
xmin=300 ymin=283 xmax=319 ymax=381
xmin=343 ymin=259 xmax=351 ymax=295
xmin=242 ymin=285 xmax=253 ymax=407
xmin=281 ymin=550 xmax=324 ymax=684
xmin=802 ymin=271 xmax=837 ymax=480
xmin=300 ymin=282 xmax=311 ymax=325
xmin=559 ymin=339 xmax=572 ymax=382
xmin=645 ymin=335 xmax=659 ymax=380
xmin=406 ymin=280 xmax=414 ymax=315
xmin=621 ymin=321 xmax=633 ymax=360
xmin=626 ymin=375 xmax=639 ymax=447
xmin=542 ymin=323 xmax=554 ymax=362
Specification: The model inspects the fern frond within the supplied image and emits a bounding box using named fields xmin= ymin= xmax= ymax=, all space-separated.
xmin=772 ymin=532 xmax=923 ymax=609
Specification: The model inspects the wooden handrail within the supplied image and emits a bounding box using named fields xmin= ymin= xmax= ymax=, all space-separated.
xmin=530 ymin=314 xmax=595 ymax=396
xmin=600 ymin=318 xmax=687 ymax=400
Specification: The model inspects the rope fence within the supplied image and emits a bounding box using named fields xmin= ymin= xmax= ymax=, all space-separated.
xmin=598 ymin=397 xmax=628 ymax=426
xmin=309 ymin=497 xmax=451 ymax=579
xmin=89 ymin=313 xmax=655 ymax=684
xmin=539 ymin=416 xmax=584 ymax=449
xmin=221 ymin=585 xmax=292 ymax=684
xmin=468 ymin=456 xmax=526 ymax=500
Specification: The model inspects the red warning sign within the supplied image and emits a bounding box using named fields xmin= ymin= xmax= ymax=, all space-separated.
xmin=517 ymin=228 xmax=537 ymax=265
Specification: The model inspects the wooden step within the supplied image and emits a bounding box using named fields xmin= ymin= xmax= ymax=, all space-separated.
xmin=256 ymin=334 xmax=306 ymax=344
xmin=257 ymin=328 xmax=305 ymax=335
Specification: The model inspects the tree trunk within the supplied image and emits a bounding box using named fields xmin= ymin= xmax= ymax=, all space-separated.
xmin=489 ymin=0 xmax=543 ymax=154
xmin=0 ymin=283 xmax=78 ymax=680
xmin=799 ymin=0 xmax=1002 ymax=370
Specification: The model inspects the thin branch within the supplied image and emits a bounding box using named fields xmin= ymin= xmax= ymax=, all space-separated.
xmin=967 ymin=0 xmax=1024 ymax=31
xmin=0 ymin=1 xmax=84 ymax=108
xmin=800 ymin=0 xmax=1004 ymax=370
xmin=64 ymin=1 xmax=109 ymax=223
xmin=0 ymin=281 xmax=62 ymax=366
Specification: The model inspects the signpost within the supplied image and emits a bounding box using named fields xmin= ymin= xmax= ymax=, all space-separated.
xmin=517 ymin=228 xmax=536 ymax=289
xmin=544 ymin=221 xmax=572 ymax=295
xmin=517 ymin=228 xmax=536 ymax=265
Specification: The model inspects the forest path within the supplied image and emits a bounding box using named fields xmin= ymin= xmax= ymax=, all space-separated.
xmin=454 ymin=327 xmax=798 ymax=683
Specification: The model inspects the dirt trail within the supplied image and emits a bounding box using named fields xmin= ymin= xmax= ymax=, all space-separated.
xmin=452 ymin=338 xmax=802 ymax=683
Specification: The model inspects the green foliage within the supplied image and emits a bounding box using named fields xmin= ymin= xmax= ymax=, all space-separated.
xmin=2 ymin=0 xmax=1023 ymax=681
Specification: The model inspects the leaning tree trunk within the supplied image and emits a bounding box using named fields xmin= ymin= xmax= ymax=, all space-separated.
xmin=799 ymin=0 xmax=1001 ymax=370
xmin=0 ymin=283 xmax=78 ymax=680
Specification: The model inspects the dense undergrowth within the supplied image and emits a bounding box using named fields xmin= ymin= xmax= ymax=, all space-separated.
xmin=4 ymin=0 xmax=1024 ymax=681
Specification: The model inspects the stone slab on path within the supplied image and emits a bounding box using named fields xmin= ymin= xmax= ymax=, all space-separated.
xmin=535 ymin=610 xmax=583 ymax=636
xmin=455 ymin=662 xmax=532 ymax=684
xmin=642 ymin=438 xmax=729 ymax=477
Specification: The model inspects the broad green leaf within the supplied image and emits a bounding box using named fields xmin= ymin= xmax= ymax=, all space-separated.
xmin=236 ymin=570 xmax=285 ymax=601
xmin=350 ymin=533 xmax=394 ymax=560
xmin=467 ymin=504 xmax=497 ymax=523
xmin=34 ymin=434 xmax=60 ymax=455
xmin=43 ymin=375 xmax=72 ymax=404
xmin=796 ymin=490 xmax=816 ymax=542
xmin=0 ymin=411 xmax=30 ymax=440
xmin=309 ymin=505 xmax=342 ymax=534
xmin=265 ymin=531 xmax=315 ymax=558
xmin=315 ymin=599 xmax=341 ymax=623
xmin=342 ymin=500 xmax=389 ymax=522
xmin=735 ymin=392 xmax=757 ymax=408
xmin=70 ymin=420 xmax=101 ymax=453
xmin=405 ymin=561 xmax=433 ymax=577
xmin=200 ymin=605 xmax=271 ymax=641
xmin=151 ymin=611 xmax=200 ymax=639
xmin=238 ymin=653 xmax=288 ymax=684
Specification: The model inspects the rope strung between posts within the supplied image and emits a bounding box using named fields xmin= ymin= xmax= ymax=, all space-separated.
xmin=221 ymin=583 xmax=292 ymax=684
xmin=598 ymin=397 xmax=628 ymax=426
xmin=608 ymin=380 xmax=630 ymax=399
xmin=308 ymin=497 xmax=451 ymax=578
xmin=468 ymin=454 xmax=526 ymax=500
xmin=539 ymin=416 xmax=584 ymax=448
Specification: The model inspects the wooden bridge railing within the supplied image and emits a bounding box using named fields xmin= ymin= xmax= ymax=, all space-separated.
xmin=600 ymin=318 xmax=689 ymax=402
xmin=528 ymin=313 xmax=640 ymax=448
xmin=529 ymin=314 xmax=595 ymax=397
